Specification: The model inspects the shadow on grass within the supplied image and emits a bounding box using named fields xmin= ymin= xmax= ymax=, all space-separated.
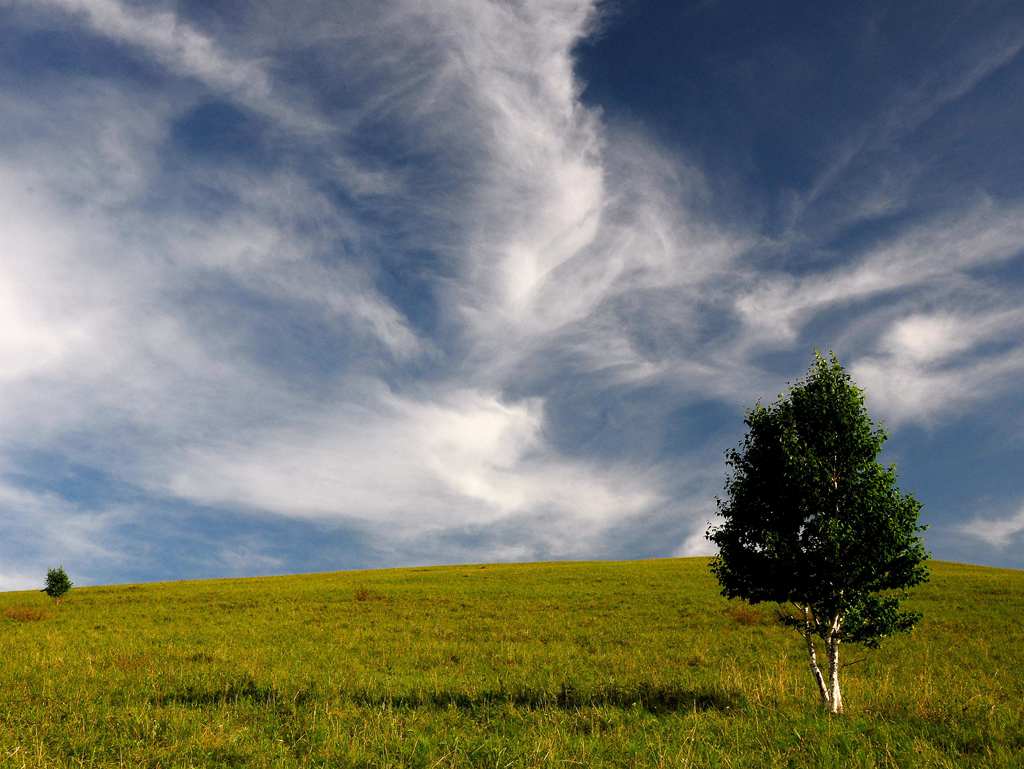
xmin=158 ymin=677 xmax=741 ymax=714
xmin=350 ymin=682 xmax=741 ymax=713
xmin=155 ymin=678 xmax=315 ymax=709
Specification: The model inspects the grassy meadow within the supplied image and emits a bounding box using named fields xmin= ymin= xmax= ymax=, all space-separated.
xmin=0 ymin=558 xmax=1021 ymax=768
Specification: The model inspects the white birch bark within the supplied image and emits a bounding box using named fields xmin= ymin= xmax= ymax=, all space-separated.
xmin=827 ymin=639 xmax=843 ymax=714
xmin=802 ymin=606 xmax=830 ymax=707
xmin=826 ymin=614 xmax=843 ymax=714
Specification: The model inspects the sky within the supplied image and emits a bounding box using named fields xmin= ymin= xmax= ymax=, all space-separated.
xmin=1 ymin=0 xmax=1023 ymax=590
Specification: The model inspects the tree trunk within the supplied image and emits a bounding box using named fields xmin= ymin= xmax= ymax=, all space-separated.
xmin=827 ymin=635 xmax=843 ymax=714
xmin=802 ymin=607 xmax=845 ymax=714
xmin=823 ymin=612 xmax=843 ymax=714
xmin=802 ymin=607 xmax=830 ymax=707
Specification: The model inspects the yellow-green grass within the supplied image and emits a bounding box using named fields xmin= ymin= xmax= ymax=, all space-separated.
xmin=0 ymin=559 xmax=1021 ymax=768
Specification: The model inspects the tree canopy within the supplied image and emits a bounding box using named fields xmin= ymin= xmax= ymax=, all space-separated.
xmin=44 ymin=566 xmax=73 ymax=600
xmin=708 ymin=351 xmax=929 ymax=712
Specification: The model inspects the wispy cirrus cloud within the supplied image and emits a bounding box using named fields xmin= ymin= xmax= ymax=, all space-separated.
xmin=0 ymin=0 xmax=730 ymax=585
xmin=1 ymin=0 xmax=1023 ymax=587
xmin=27 ymin=0 xmax=325 ymax=131
xmin=794 ymin=25 xmax=1024 ymax=234
xmin=736 ymin=198 xmax=1024 ymax=343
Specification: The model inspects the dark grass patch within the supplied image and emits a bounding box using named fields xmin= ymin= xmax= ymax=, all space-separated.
xmin=353 ymin=586 xmax=389 ymax=602
xmin=4 ymin=606 xmax=51 ymax=622
xmin=347 ymin=682 xmax=742 ymax=714
xmin=725 ymin=603 xmax=775 ymax=626
xmin=204 ymin=747 xmax=252 ymax=768
xmin=111 ymin=653 xmax=151 ymax=672
xmin=157 ymin=677 xmax=317 ymax=708
xmin=158 ymin=678 xmax=739 ymax=714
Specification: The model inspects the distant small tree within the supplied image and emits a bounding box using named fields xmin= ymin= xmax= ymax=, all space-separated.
xmin=707 ymin=352 xmax=929 ymax=714
xmin=44 ymin=567 xmax=73 ymax=601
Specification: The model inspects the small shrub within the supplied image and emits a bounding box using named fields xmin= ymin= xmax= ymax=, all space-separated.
xmin=44 ymin=567 xmax=73 ymax=600
xmin=4 ymin=606 xmax=51 ymax=622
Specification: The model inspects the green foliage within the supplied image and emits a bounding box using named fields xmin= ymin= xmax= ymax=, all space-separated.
xmin=0 ymin=560 xmax=1020 ymax=767
xmin=708 ymin=351 xmax=929 ymax=648
xmin=44 ymin=567 xmax=73 ymax=600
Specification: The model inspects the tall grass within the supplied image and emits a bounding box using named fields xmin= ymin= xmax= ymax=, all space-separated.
xmin=0 ymin=559 xmax=1020 ymax=767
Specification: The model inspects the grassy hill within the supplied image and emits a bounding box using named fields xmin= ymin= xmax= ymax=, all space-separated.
xmin=1 ymin=558 xmax=1021 ymax=768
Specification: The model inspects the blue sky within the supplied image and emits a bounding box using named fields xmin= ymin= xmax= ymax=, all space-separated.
xmin=1 ymin=0 xmax=1022 ymax=589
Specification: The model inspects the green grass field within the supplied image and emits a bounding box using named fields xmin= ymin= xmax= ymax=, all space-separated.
xmin=1 ymin=558 xmax=1021 ymax=768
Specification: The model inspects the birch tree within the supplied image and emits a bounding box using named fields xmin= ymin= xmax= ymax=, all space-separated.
xmin=707 ymin=352 xmax=929 ymax=714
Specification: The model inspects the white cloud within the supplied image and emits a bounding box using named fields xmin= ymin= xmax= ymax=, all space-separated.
xmin=0 ymin=0 xmax=763 ymax=576
xmin=882 ymin=314 xmax=971 ymax=364
xmin=881 ymin=308 xmax=1024 ymax=364
xmin=849 ymin=303 xmax=1024 ymax=426
xmin=0 ymin=572 xmax=39 ymax=593
xmin=217 ymin=545 xmax=286 ymax=576
xmin=0 ymin=478 xmax=130 ymax=589
xmin=2 ymin=0 xmax=1020 ymax=579
xmin=736 ymin=199 xmax=1024 ymax=342
xmin=852 ymin=351 xmax=1024 ymax=427
xmin=673 ymin=523 xmax=717 ymax=558
xmin=30 ymin=0 xmax=325 ymax=132
xmin=159 ymin=387 xmax=661 ymax=541
xmin=958 ymin=506 xmax=1024 ymax=548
